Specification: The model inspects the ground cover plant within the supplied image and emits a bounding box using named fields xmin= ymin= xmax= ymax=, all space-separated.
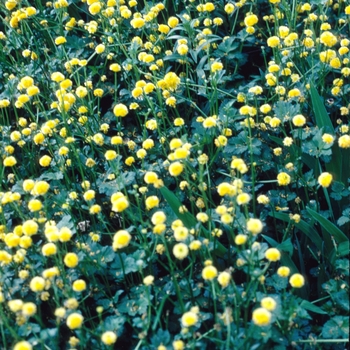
xmin=0 ymin=0 xmax=349 ymax=348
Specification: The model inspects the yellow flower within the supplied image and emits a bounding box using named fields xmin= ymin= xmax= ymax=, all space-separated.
xmin=165 ymin=15 xmax=178 ymax=28
xmin=277 ymin=172 xmax=291 ymax=186
xmin=217 ymin=271 xmax=231 ymax=288
xmin=267 ymin=36 xmax=280 ymax=48
xmin=196 ymin=212 xmax=209 ymax=223
xmin=143 ymin=275 xmax=154 ymax=286
xmin=181 ymin=311 xmax=198 ymax=327
xmin=110 ymin=63 xmax=121 ymax=72
xmin=261 ymin=297 xmax=277 ymax=311
xmin=22 ymin=220 xmax=38 ymax=236
xmin=173 ymin=243 xmax=189 ymax=260
xmin=113 ymin=230 xmax=131 ymax=250
xmin=113 ymin=103 xmax=128 ymax=117
xmin=169 ymin=162 xmax=184 ymax=176
xmin=64 ymin=252 xmax=79 ymax=268
xmin=224 ymin=3 xmax=235 ymax=14
xmin=322 ymin=133 xmax=334 ymax=144
xmin=173 ymin=340 xmax=185 ymax=350
xmin=320 ymin=31 xmax=337 ymax=47
xmin=174 ymin=227 xmax=189 ymax=241
xmin=59 ymin=227 xmax=72 ymax=242
xmin=244 ymin=14 xmax=258 ymax=27
xmin=292 ymin=114 xmax=306 ymax=127
xmin=265 ymin=248 xmax=281 ymax=262
xmin=289 ymin=273 xmax=305 ymax=288
xmin=202 ymin=265 xmax=218 ymax=280
xmin=83 ymin=190 xmax=95 ymax=201
xmin=22 ymin=302 xmax=37 ymax=317
xmin=39 ymin=155 xmax=52 ymax=167
xmin=42 ymin=243 xmax=57 ymax=256
xmin=31 ymin=181 xmax=50 ymax=196
xmin=72 ymin=280 xmax=86 ymax=292
xmin=66 ymin=313 xmax=84 ymax=329
xmin=211 ymin=61 xmax=223 ymax=72
xmin=13 ymin=341 xmax=33 ymax=350
xmin=246 ymin=218 xmax=263 ymax=235
xmin=203 ymin=117 xmax=217 ymax=128
xmin=338 ymin=135 xmax=350 ymax=148
xmin=89 ymin=2 xmax=101 ymax=15
xmin=236 ymin=193 xmax=251 ymax=205
xmin=29 ymin=276 xmax=46 ymax=292
xmin=318 ymin=172 xmax=333 ymax=187
xmin=94 ymin=43 xmax=105 ymax=54
xmin=145 ymin=196 xmax=159 ymax=210
xmin=3 ymin=156 xmax=17 ymax=167
xmin=55 ymin=36 xmax=67 ymax=45
xmin=130 ymin=17 xmax=145 ymax=29
xmin=234 ymin=234 xmax=247 ymax=245
xmin=112 ymin=197 xmax=129 ymax=212
xmin=252 ymin=307 xmax=272 ymax=326
xmin=28 ymin=199 xmax=42 ymax=212
xmin=101 ymin=331 xmax=117 ymax=345
xmin=151 ymin=211 xmax=166 ymax=225
xmin=105 ymin=150 xmax=117 ymax=160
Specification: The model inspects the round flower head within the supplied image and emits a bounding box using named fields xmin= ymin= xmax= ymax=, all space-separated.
xmin=66 ymin=312 xmax=84 ymax=329
xmin=265 ymin=248 xmax=281 ymax=262
xmin=289 ymin=273 xmax=305 ymax=288
xmin=169 ymin=162 xmax=184 ymax=176
xmin=64 ymin=252 xmax=79 ymax=268
xmin=338 ymin=135 xmax=350 ymax=148
xmin=181 ymin=311 xmax=198 ymax=327
xmin=292 ymin=114 xmax=306 ymax=127
xmin=277 ymin=172 xmax=291 ymax=186
xmin=318 ymin=172 xmax=333 ymax=187
xmin=101 ymin=331 xmax=117 ymax=345
xmin=173 ymin=243 xmax=189 ymax=260
xmin=246 ymin=218 xmax=263 ymax=235
xmin=143 ymin=275 xmax=154 ymax=286
xmin=113 ymin=230 xmax=132 ymax=250
xmin=113 ymin=103 xmax=128 ymax=117
xmin=13 ymin=341 xmax=33 ymax=350
xmin=72 ymin=279 xmax=86 ymax=292
xmin=261 ymin=297 xmax=277 ymax=311
xmin=202 ymin=265 xmax=218 ymax=280
xmin=29 ymin=276 xmax=46 ymax=292
xmin=217 ymin=271 xmax=231 ymax=288
xmin=252 ymin=307 xmax=272 ymax=326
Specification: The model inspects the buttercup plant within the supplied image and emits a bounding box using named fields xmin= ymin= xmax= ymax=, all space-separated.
xmin=0 ymin=0 xmax=349 ymax=348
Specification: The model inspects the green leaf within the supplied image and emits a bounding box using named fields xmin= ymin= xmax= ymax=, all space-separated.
xmin=306 ymin=207 xmax=348 ymax=244
xmin=322 ymin=316 xmax=349 ymax=339
xmin=309 ymin=84 xmax=344 ymax=182
xmin=299 ymin=299 xmax=328 ymax=315
xmin=331 ymin=291 xmax=350 ymax=312
xmin=329 ymin=241 xmax=350 ymax=264
xmin=268 ymin=212 xmax=323 ymax=251
xmin=38 ymin=171 xmax=63 ymax=181
xmin=159 ymin=186 xmax=197 ymax=228
xmin=99 ymin=172 xmax=136 ymax=195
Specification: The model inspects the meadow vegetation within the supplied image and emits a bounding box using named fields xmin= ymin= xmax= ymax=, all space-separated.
xmin=0 ymin=0 xmax=349 ymax=348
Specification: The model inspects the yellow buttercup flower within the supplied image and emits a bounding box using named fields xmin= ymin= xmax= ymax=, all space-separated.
xmin=66 ymin=313 xmax=84 ymax=329
xmin=289 ymin=273 xmax=305 ymax=288
xmin=101 ymin=331 xmax=117 ymax=345
xmin=318 ymin=172 xmax=333 ymax=187
xmin=252 ymin=307 xmax=272 ymax=326
xmin=181 ymin=311 xmax=198 ymax=327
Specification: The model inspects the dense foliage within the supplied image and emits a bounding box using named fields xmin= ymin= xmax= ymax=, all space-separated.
xmin=0 ymin=0 xmax=349 ymax=349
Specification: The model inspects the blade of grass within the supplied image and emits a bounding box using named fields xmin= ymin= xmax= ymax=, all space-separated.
xmin=306 ymin=207 xmax=348 ymax=244
xmin=268 ymin=212 xmax=323 ymax=251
